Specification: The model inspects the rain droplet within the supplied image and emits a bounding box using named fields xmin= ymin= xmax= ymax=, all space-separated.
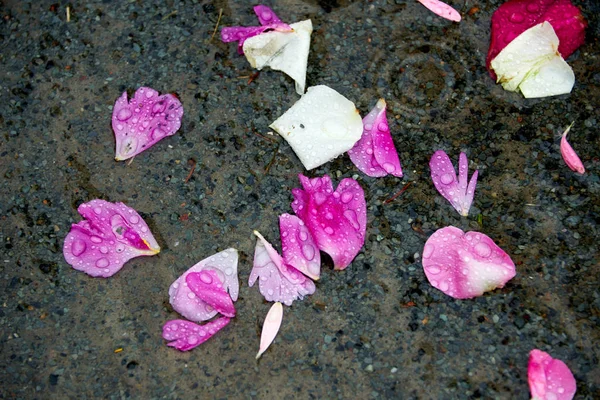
xmin=341 ymin=192 xmax=353 ymax=204
xmin=440 ymin=173 xmax=454 ymax=185
xmin=151 ymin=127 xmax=166 ymax=140
xmin=343 ymin=209 xmax=360 ymax=230
xmin=199 ymin=272 xmax=213 ymax=284
xmin=90 ymin=236 xmax=102 ymax=244
xmin=427 ymin=265 xmax=441 ymax=274
xmin=71 ymin=240 xmax=86 ymax=256
xmin=324 ymin=227 xmax=334 ymax=235
xmin=299 ymin=230 xmax=308 ymax=241
xmin=96 ymin=258 xmax=109 ymax=268
xmin=302 ymin=244 xmax=315 ymax=260
xmin=474 ymin=242 xmax=491 ymax=258
xmin=100 ymin=246 xmax=108 ymax=254
xmin=117 ymin=108 xmax=132 ymax=121
xmin=382 ymin=163 xmax=395 ymax=173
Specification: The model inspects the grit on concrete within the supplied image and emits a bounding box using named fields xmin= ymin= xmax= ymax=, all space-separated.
xmin=1 ymin=1 xmax=599 ymax=399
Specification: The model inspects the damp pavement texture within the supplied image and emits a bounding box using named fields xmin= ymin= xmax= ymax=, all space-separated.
xmin=1 ymin=0 xmax=599 ymax=399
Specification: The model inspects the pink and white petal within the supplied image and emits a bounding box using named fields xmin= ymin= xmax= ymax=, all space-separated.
xmin=253 ymin=5 xmax=283 ymax=25
xmin=422 ymin=226 xmax=516 ymax=299
xmin=280 ymin=213 xmax=321 ymax=280
xmin=528 ymin=349 xmax=577 ymax=400
xmin=162 ymin=318 xmax=231 ymax=352
xmin=560 ymin=123 xmax=585 ymax=174
xmin=417 ymin=0 xmax=461 ymax=22
xmin=430 ymin=150 xmax=477 ymax=216
xmin=186 ymin=271 xmax=236 ymax=318
xmin=221 ymin=24 xmax=292 ymax=54
xmin=256 ymin=302 xmax=284 ymax=359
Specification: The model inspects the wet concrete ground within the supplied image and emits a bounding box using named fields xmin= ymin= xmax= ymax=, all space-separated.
xmin=1 ymin=0 xmax=599 ymax=399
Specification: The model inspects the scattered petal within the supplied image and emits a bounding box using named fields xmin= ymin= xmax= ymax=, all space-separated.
xmin=528 ymin=349 xmax=577 ymax=400
xmin=186 ymin=270 xmax=236 ymax=318
xmin=221 ymin=24 xmax=292 ymax=54
xmin=63 ymin=200 xmax=160 ymax=278
xmin=249 ymin=231 xmax=316 ymax=306
xmin=169 ymin=249 xmax=239 ymax=322
xmin=292 ymin=174 xmax=367 ymax=270
xmin=429 ymin=150 xmax=478 ymax=217
xmin=270 ymin=85 xmax=363 ymax=170
xmin=253 ymin=5 xmax=283 ymax=25
xmin=162 ymin=318 xmax=231 ymax=352
xmin=422 ymin=226 xmax=516 ymax=299
xmin=348 ymin=98 xmax=403 ymax=178
xmin=256 ymin=302 xmax=284 ymax=359
xmin=560 ymin=122 xmax=585 ymax=174
xmin=417 ymin=0 xmax=461 ymax=22
xmin=280 ymin=213 xmax=321 ymax=281
xmin=112 ymin=87 xmax=184 ymax=161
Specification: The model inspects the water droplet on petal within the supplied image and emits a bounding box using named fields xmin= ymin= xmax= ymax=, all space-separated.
xmin=71 ymin=240 xmax=86 ymax=256
xmin=90 ymin=236 xmax=102 ymax=244
xmin=440 ymin=173 xmax=454 ymax=185
xmin=117 ymin=108 xmax=132 ymax=121
xmin=302 ymin=244 xmax=315 ymax=260
xmin=96 ymin=258 xmax=109 ymax=268
xmin=474 ymin=242 xmax=492 ymax=258
xmin=341 ymin=192 xmax=353 ymax=204
xmin=199 ymin=271 xmax=213 ymax=284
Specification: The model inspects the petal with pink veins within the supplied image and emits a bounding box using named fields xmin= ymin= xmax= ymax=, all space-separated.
xmin=422 ymin=226 xmax=516 ymax=299
xmin=63 ymin=200 xmax=160 ymax=278
xmin=162 ymin=318 xmax=231 ymax=352
xmin=430 ymin=150 xmax=478 ymax=217
xmin=279 ymin=213 xmax=321 ymax=280
xmin=417 ymin=0 xmax=461 ymax=22
xmin=112 ymin=87 xmax=183 ymax=161
xmin=256 ymin=302 xmax=284 ymax=359
xmin=560 ymin=122 xmax=585 ymax=174
xmin=528 ymin=349 xmax=577 ymax=400
xmin=186 ymin=271 xmax=236 ymax=318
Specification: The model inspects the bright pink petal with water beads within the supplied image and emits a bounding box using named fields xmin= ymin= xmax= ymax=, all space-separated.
xmin=430 ymin=150 xmax=478 ymax=217
xmin=422 ymin=226 xmax=516 ymax=299
xmin=528 ymin=349 xmax=577 ymax=400
xmin=256 ymin=302 xmax=284 ymax=359
xmin=186 ymin=270 xmax=236 ymax=318
xmin=63 ymin=200 xmax=160 ymax=278
xmin=348 ymin=99 xmax=403 ymax=178
xmin=112 ymin=87 xmax=183 ymax=161
xmin=162 ymin=318 xmax=231 ymax=352
xmin=254 ymin=5 xmax=283 ymax=25
xmin=417 ymin=0 xmax=461 ymax=22
xmin=560 ymin=123 xmax=585 ymax=174
xmin=280 ymin=213 xmax=321 ymax=281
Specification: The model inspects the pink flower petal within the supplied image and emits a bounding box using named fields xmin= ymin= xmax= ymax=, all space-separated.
xmin=256 ymin=302 xmax=284 ymax=359
xmin=528 ymin=349 xmax=577 ymax=400
xmin=253 ymin=5 xmax=283 ymax=25
xmin=291 ymin=174 xmax=367 ymax=270
xmin=221 ymin=24 xmax=292 ymax=54
xmin=348 ymin=99 xmax=403 ymax=178
xmin=63 ymin=200 xmax=160 ymax=278
xmin=560 ymin=123 xmax=585 ymax=174
xmin=186 ymin=271 xmax=236 ymax=318
xmin=112 ymin=87 xmax=183 ymax=161
xmin=430 ymin=150 xmax=478 ymax=217
xmin=249 ymin=231 xmax=316 ymax=306
xmin=169 ymin=249 xmax=239 ymax=322
xmin=279 ymin=213 xmax=321 ymax=281
xmin=417 ymin=0 xmax=461 ymax=22
xmin=162 ymin=318 xmax=231 ymax=352
xmin=422 ymin=226 xmax=516 ymax=299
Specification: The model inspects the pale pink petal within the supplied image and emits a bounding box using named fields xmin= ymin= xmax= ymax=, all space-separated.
xmin=560 ymin=123 xmax=585 ymax=174
xmin=528 ymin=349 xmax=577 ymax=400
xmin=169 ymin=249 xmax=238 ymax=322
xmin=279 ymin=213 xmax=321 ymax=281
xmin=162 ymin=318 xmax=231 ymax=352
xmin=422 ymin=226 xmax=516 ymax=299
xmin=430 ymin=150 xmax=478 ymax=217
xmin=291 ymin=174 xmax=367 ymax=270
xmin=112 ymin=87 xmax=183 ymax=161
xmin=249 ymin=231 xmax=316 ymax=306
xmin=256 ymin=302 xmax=284 ymax=359
xmin=63 ymin=200 xmax=160 ymax=278
xmin=186 ymin=271 xmax=236 ymax=318
xmin=253 ymin=5 xmax=283 ymax=25
xmin=417 ymin=0 xmax=461 ymax=22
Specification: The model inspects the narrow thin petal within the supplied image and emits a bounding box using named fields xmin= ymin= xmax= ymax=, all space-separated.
xmin=256 ymin=302 xmax=284 ymax=359
xmin=560 ymin=122 xmax=585 ymax=174
xmin=162 ymin=318 xmax=231 ymax=352
xmin=429 ymin=150 xmax=478 ymax=216
xmin=417 ymin=0 xmax=461 ymax=22
xmin=186 ymin=271 xmax=236 ymax=318
xmin=279 ymin=213 xmax=321 ymax=280
xmin=253 ymin=5 xmax=283 ymax=25
xmin=528 ymin=349 xmax=577 ymax=400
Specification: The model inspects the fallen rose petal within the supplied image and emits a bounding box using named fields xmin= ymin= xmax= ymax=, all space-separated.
xmin=63 ymin=200 xmax=160 ymax=278
xmin=169 ymin=249 xmax=239 ymax=322
xmin=256 ymin=302 xmax=284 ymax=359
xmin=162 ymin=318 xmax=231 ymax=352
xmin=528 ymin=349 xmax=577 ymax=400
xmin=112 ymin=87 xmax=183 ymax=161
xmin=560 ymin=122 xmax=585 ymax=174
xmin=253 ymin=5 xmax=283 ymax=25
xmin=249 ymin=231 xmax=316 ymax=306
xmin=348 ymin=98 xmax=403 ymax=178
xmin=422 ymin=226 xmax=516 ymax=299
xmin=292 ymin=174 xmax=367 ymax=270
xmin=186 ymin=270 xmax=236 ymax=318
xmin=279 ymin=213 xmax=321 ymax=281
xmin=417 ymin=0 xmax=461 ymax=22
xmin=430 ymin=150 xmax=478 ymax=217
xmin=221 ymin=24 xmax=292 ymax=54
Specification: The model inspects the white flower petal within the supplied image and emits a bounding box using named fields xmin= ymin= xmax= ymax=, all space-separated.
xmin=519 ymin=56 xmax=574 ymax=98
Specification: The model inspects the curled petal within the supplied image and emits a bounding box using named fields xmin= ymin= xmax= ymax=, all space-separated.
xmin=528 ymin=349 xmax=577 ymax=400
xmin=186 ymin=271 xmax=236 ymax=318
xmin=560 ymin=122 xmax=585 ymax=174
xmin=253 ymin=5 xmax=283 ymax=25
xmin=417 ymin=0 xmax=461 ymax=22
xmin=422 ymin=226 xmax=516 ymax=299
xmin=162 ymin=318 xmax=231 ymax=352
xmin=279 ymin=213 xmax=321 ymax=280
xmin=256 ymin=302 xmax=284 ymax=359
xmin=430 ymin=150 xmax=478 ymax=216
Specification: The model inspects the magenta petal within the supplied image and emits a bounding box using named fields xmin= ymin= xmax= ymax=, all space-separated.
xmin=186 ymin=271 xmax=236 ymax=318
xmin=221 ymin=23 xmax=292 ymax=54
xmin=528 ymin=349 xmax=577 ymax=400
xmin=279 ymin=213 xmax=321 ymax=281
xmin=162 ymin=318 xmax=231 ymax=352
xmin=169 ymin=249 xmax=238 ymax=322
xmin=253 ymin=5 xmax=283 ymax=25
xmin=63 ymin=200 xmax=160 ymax=278
xmin=348 ymin=99 xmax=403 ymax=178
xmin=430 ymin=150 xmax=478 ymax=217
xmin=112 ymin=87 xmax=183 ymax=161
xmin=422 ymin=226 xmax=516 ymax=299
xmin=249 ymin=231 xmax=316 ymax=306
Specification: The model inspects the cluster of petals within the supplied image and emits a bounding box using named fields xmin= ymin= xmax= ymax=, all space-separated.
xmin=528 ymin=349 xmax=577 ymax=400
xmin=429 ymin=150 xmax=478 ymax=217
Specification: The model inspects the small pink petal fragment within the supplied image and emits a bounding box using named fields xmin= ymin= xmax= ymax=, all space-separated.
xmin=422 ymin=226 xmax=516 ymax=299
xmin=417 ymin=0 xmax=461 ymax=22
xmin=63 ymin=200 xmax=160 ymax=278
xmin=249 ymin=231 xmax=316 ymax=306
xmin=162 ymin=318 xmax=231 ymax=352
xmin=256 ymin=302 xmax=284 ymax=359
xmin=528 ymin=349 xmax=577 ymax=400
xmin=430 ymin=150 xmax=478 ymax=217
xmin=169 ymin=249 xmax=239 ymax=322
xmin=292 ymin=174 xmax=367 ymax=270
xmin=279 ymin=213 xmax=321 ymax=281
xmin=186 ymin=271 xmax=236 ymax=318
xmin=221 ymin=24 xmax=292 ymax=54
xmin=253 ymin=5 xmax=283 ymax=25
xmin=348 ymin=99 xmax=403 ymax=178
xmin=112 ymin=87 xmax=183 ymax=161
xmin=560 ymin=123 xmax=585 ymax=174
